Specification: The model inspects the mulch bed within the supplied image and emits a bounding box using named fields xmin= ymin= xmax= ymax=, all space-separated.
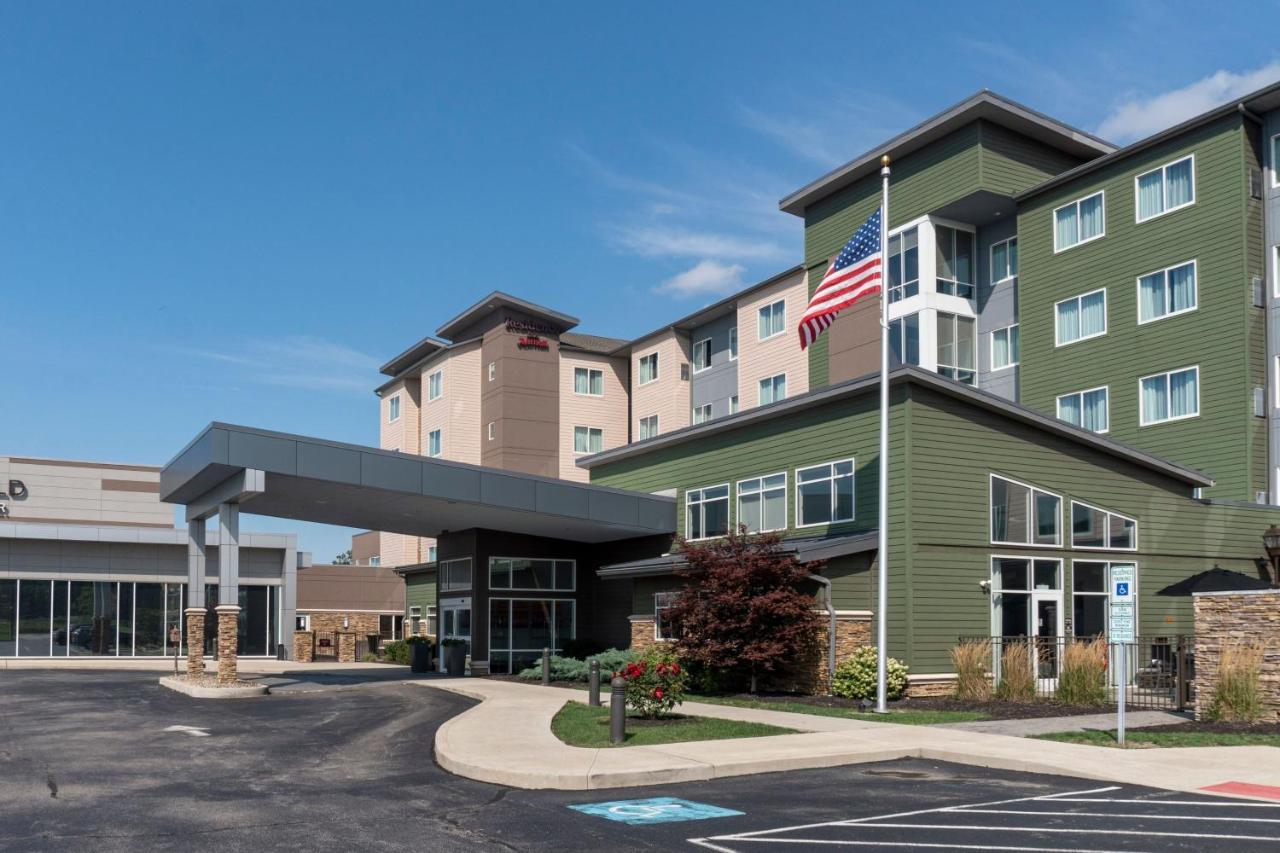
xmin=1125 ymin=720 xmax=1280 ymax=735
xmin=695 ymin=692 xmax=1149 ymax=720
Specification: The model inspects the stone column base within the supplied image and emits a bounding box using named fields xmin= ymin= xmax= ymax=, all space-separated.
xmin=337 ymin=631 xmax=356 ymax=663
xmin=293 ymin=630 xmax=315 ymax=663
xmin=185 ymin=608 xmax=206 ymax=677
xmin=215 ymin=605 xmax=241 ymax=684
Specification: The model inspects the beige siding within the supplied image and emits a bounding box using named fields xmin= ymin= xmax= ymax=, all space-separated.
xmin=558 ymin=350 xmax=629 ymax=481
xmin=737 ymin=269 xmax=810 ymax=409
xmin=378 ymin=378 xmax=421 ymax=455
xmin=0 ymin=457 xmax=172 ymax=527
xmin=420 ymin=341 xmax=483 ymax=466
xmin=630 ymin=330 xmax=691 ymax=437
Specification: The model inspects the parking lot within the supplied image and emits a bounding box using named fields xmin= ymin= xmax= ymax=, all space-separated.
xmin=1 ymin=670 xmax=1276 ymax=852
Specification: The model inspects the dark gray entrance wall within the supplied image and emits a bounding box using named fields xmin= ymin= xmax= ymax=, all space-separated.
xmin=690 ymin=312 xmax=739 ymax=419
xmin=976 ymin=217 xmax=1019 ymax=402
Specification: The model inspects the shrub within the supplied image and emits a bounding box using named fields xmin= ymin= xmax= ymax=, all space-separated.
xmin=617 ymin=645 xmax=688 ymax=718
xmin=951 ymin=639 xmax=992 ymax=702
xmin=995 ymin=640 xmax=1036 ymax=702
xmin=381 ymin=640 xmax=410 ymax=665
xmin=832 ymin=646 xmax=908 ymax=701
xmin=1208 ymin=642 xmax=1265 ymax=723
xmin=516 ymin=648 xmax=633 ymax=682
xmin=1056 ymin=638 xmax=1108 ymax=706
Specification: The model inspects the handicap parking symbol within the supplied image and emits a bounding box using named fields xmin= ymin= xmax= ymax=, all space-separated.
xmin=1116 ymin=582 xmax=1130 ymax=596
xmin=568 ymin=797 xmax=743 ymax=825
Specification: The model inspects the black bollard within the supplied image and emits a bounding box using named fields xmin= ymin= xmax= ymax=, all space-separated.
xmin=588 ymin=660 xmax=601 ymax=706
xmin=541 ymin=647 xmax=551 ymax=686
xmin=609 ymin=676 xmax=627 ymax=745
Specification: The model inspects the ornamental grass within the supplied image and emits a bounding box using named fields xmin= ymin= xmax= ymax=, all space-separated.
xmin=1208 ymin=642 xmax=1265 ymax=723
xmin=995 ymin=640 xmax=1036 ymax=702
xmin=1056 ymin=638 xmax=1109 ymax=706
xmin=950 ymin=639 xmax=992 ymax=702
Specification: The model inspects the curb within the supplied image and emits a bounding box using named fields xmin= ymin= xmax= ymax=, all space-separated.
xmin=159 ymin=676 xmax=269 ymax=699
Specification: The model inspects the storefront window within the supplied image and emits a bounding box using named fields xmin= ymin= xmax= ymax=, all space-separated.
xmin=488 ymin=598 xmax=574 ymax=675
xmin=69 ymin=581 xmax=117 ymax=656
xmin=0 ymin=580 xmax=15 ymax=656
xmin=18 ymin=580 xmax=52 ymax=656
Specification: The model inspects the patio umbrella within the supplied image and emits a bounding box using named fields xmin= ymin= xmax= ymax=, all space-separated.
xmin=1156 ymin=565 xmax=1274 ymax=596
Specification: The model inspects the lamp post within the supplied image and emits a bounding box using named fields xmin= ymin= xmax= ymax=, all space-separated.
xmin=1262 ymin=526 xmax=1280 ymax=586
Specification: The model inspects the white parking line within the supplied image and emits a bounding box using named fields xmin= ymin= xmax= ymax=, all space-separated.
xmin=696 ymin=842 xmax=1148 ymax=852
xmin=956 ymin=807 xmax=1280 ymax=824
xmin=1037 ymin=797 xmax=1280 ymax=807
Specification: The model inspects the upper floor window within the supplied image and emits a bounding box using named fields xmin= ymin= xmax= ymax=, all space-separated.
xmin=638 ymin=352 xmax=659 ymax=384
xmin=488 ymin=361 xmax=496 ymax=381
xmin=1272 ymin=134 xmax=1280 ymax=187
xmin=574 ymin=367 xmax=604 ymax=396
xmin=692 ymin=404 xmax=712 ymax=424
xmin=426 ymin=545 xmax=437 ymax=563
xmin=936 ymin=312 xmax=976 ymax=385
xmin=991 ymin=324 xmax=1019 ymax=371
xmin=428 ymin=370 xmax=443 ymax=401
xmin=1139 ymin=365 xmax=1199 ymax=426
xmin=889 ymin=313 xmax=920 ymax=366
xmin=991 ymin=475 xmax=1060 ymax=546
xmin=738 ymin=472 xmax=787 ymax=534
xmin=1136 ymin=155 xmax=1194 ymax=222
xmin=758 ymin=300 xmax=786 ymax=340
xmin=729 ymin=395 xmax=739 ymax=414
xmin=991 ymin=237 xmax=1018 ymax=283
xmin=388 ymin=395 xmax=401 ymax=423
xmin=427 ymin=429 xmax=442 ymax=457
xmin=1057 ymin=386 xmax=1109 ymax=433
xmin=759 ymin=373 xmax=786 ymax=405
xmin=729 ymin=326 xmax=738 ymax=360
xmin=796 ymin=459 xmax=854 ymax=527
xmin=573 ymin=426 xmax=603 ymax=454
xmin=887 ymin=227 xmax=919 ymax=303
xmin=692 ymin=338 xmax=712 ymax=372
xmin=1138 ymin=260 xmax=1197 ymax=324
xmin=487 ymin=422 xmax=496 ymax=441
xmin=1055 ymin=288 xmax=1106 ymax=346
xmin=489 ymin=557 xmax=575 ymax=592
xmin=686 ymin=484 xmax=730 ymax=540
xmin=1071 ymin=501 xmax=1137 ymax=550
xmin=638 ymin=414 xmax=659 ymax=440
xmin=439 ymin=558 xmax=473 ymax=592
xmin=1053 ymin=191 xmax=1105 ymax=252
xmin=935 ymin=225 xmax=975 ymax=298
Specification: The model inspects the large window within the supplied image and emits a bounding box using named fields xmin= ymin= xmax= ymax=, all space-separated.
xmin=1055 ymin=288 xmax=1106 ymax=346
xmin=737 ymin=473 xmax=787 ymax=533
xmin=489 ymin=558 xmax=575 ymax=592
xmin=439 ymin=558 xmax=473 ymax=592
xmin=427 ymin=429 xmax=442 ymax=457
xmin=936 ymin=312 xmax=976 ymax=385
xmin=686 ymin=484 xmax=730 ymax=540
xmin=574 ymin=367 xmax=604 ymax=395
xmin=428 ymin=370 xmax=443 ymax=401
xmin=796 ymin=459 xmax=854 ymax=527
xmin=759 ymin=373 xmax=786 ymax=405
xmin=935 ymin=225 xmax=975 ymax=298
xmin=991 ymin=475 xmax=1060 ymax=546
xmin=379 ymin=614 xmax=405 ymax=641
xmin=692 ymin=404 xmax=712 ymax=425
xmin=1139 ymin=366 xmax=1199 ymax=425
xmin=1071 ymin=502 xmax=1137 ymax=550
xmin=1072 ymin=561 xmax=1135 ymax=637
xmin=388 ymin=395 xmax=401 ymax=423
xmin=1053 ymin=191 xmax=1105 ymax=252
xmin=1136 ymin=155 xmax=1194 ymax=222
xmin=889 ymin=313 xmax=920 ymax=366
xmin=638 ymin=414 xmax=659 ymax=440
xmin=488 ymin=598 xmax=574 ymax=675
xmin=573 ymin=426 xmax=603 ymax=454
xmin=992 ymin=557 xmax=1061 ymax=637
xmin=692 ymin=339 xmax=712 ymax=372
xmin=991 ymin=237 xmax=1018 ymax=283
xmin=991 ymin=324 xmax=1019 ymax=371
xmin=887 ymin=227 xmax=919 ymax=302
xmin=758 ymin=299 xmax=786 ymax=340
xmin=2 ymin=579 xmax=190 ymax=658
xmin=654 ymin=591 xmax=680 ymax=640
xmin=1137 ymin=260 xmax=1196 ymax=324
xmin=1057 ymin=386 xmax=1109 ymax=433
xmin=638 ymin=352 xmax=658 ymax=384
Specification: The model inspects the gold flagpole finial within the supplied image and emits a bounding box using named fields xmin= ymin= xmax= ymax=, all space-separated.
xmin=880 ymin=154 xmax=891 ymax=168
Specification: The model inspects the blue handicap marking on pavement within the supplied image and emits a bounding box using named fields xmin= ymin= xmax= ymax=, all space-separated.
xmin=568 ymin=797 xmax=744 ymax=825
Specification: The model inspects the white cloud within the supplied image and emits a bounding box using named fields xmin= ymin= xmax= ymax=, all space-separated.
xmin=178 ymin=335 xmax=380 ymax=395
xmin=656 ymin=260 xmax=746 ymax=297
xmin=611 ymin=226 xmax=784 ymax=261
xmin=1098 ymin=60 xmax=1280 ymax=143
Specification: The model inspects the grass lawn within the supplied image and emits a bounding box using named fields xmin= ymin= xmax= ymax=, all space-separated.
xmin=551 ymin=701 xmax=796 ymax=748
xmin=1034 ymin=729 xmax=1280 ymax=748
xmin=685 ymin=694 xmax=987 ymax=726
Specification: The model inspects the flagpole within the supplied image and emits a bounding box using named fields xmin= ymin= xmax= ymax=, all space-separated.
xmin=875 ymin=154 xmax=891 ymax=714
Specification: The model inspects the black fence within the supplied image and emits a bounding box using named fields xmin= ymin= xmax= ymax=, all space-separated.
xmin=958 ymin=635 xmax=1194 ymax=711
xmin=314 ymin=632 xmax=339 ymax=661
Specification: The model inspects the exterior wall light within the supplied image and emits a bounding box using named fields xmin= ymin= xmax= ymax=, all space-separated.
xmin=1262 ymin=526 xmax=1280 ymax=584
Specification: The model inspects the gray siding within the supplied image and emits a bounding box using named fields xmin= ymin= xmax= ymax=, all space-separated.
xmin=976 ymin=218 xmax=1019 ymax=401
xmin=689 ymin=313 xmax=739 ymax=419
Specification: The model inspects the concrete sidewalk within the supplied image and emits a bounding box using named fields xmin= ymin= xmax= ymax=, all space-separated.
xmin=419 ymin=678 xmax=1280 ymax=797
xmin=940 ymin=709 xmax=1189 ymax=736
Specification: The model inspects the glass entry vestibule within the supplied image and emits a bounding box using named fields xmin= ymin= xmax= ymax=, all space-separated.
xmin=992 ymin=557 xmax=1064 ymax=682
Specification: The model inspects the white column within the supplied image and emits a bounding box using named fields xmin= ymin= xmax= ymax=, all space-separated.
xmin=217 ymin=502 xmax=239 ymax=606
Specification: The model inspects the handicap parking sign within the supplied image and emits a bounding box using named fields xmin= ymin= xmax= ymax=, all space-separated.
xmin=1115 ymin=582 xmax=1130 ymax=597
xmin=569 ymin=797 xmax=743 ymax=825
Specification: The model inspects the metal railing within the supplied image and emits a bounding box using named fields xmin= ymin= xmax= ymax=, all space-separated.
xmin=959 ymin=635 xmax=1193 ymax=711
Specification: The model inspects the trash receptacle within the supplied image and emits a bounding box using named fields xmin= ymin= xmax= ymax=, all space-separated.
xmin=276 ymin=643 xmax=287 ymax=661
xmin=410 ymin=639 xmax=433 ymax=673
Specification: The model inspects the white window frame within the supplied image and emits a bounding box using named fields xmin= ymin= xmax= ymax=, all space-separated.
xmin=1070 ymin=559 xmax=1140 ymax=638
xmin=692 ymin=404 xmax=712 ymax=424
xmin=1272 ymin=133 xmax=1280 ymax=188
xmin=729 ymin=395 xmax=739 ymax=414
xmin=1069 ymin=500 xmax=1138 ymax=552
xmin=1274 ymin=245 xmax=1280 ymax=299
xmin=1052 ymin=190 xmax=1106 ymax=253
xmin=1135 ymin=259 xmax=1197 ymax=325
xmin=936 ymin=311 xmax=977 ymax=385
xmin=989 ymin=323 xmax=1019 ymax=372
xmin=729 ymin=326 xmax=738 ymax=360
xmin=654 ymin=591 xmax=679 ymax=641
xmin=638 ymin=414 xmax=659 ymax=440
xmin=572 ymin=426 xmax=603 ymax=454
xmin=736 ymin=471 xmax=788 ymax=534
xmin=692 ymin=338 xmax=712 ymax=373
xmin=934 ymin=222 xmax=977 ymax=299
xmin=1134 ymin=154 xmax=1195 ymax=223
xmin=488 ymin=557 xmax=577 ymax=592
xmin=426 ymin=545 xmax=438 ymax=563
xmin=427 ymin=369 xmax=444 ymax=401
xmin=758 ymin=299 xmax=786 ymax=341
xmin=685 ymin=483 xmax=730 ymax=541
xmin=990 ymin=236 xmax=1018 ymax=284
xmin=1138 ymin=365 xmax=1200 ymax=427
xmin=638 ymin=352 xmax=659 ymax=385
xmin=989 ymin=473 xmax=1062 ymax=548
xmin=1054 ymin=287 xmax=1107 ymax=347
xmin=1055 ymin=385 xmax=1110 ymax=434
xmin=296 ymin=614 xmax=311 ymax=631
xmin=488 ymin=361 xmax=496 ymax=381
xmin=759 ymin=373 xmax=786 ymax=406
xmin=794 ymin=458 xmax=855 ymax=529
xmin=574 ymin=366 xmax=604 ymax=396
xmin=487 ymin=422 xmax=496 ymax=441
xmin=387 ymin=394 xmax=401 ymax=423
xmin=427 ymin=428 xmax=443 ymax=457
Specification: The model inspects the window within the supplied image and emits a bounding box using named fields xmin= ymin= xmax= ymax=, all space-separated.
xmin=427 ymin=545 xmax=437 ymax=563
xmin=296 ymin=614 xmax=311 ymax=631
xmin=638 ymin=352 xmax=659 ymax=384
xmin=488 ymin=598 xmax=575 ymax=675
xmin=574 ymin=367 xmax=604 ymax=395
xmin=439 ymin=558 xmax=473 ymax=592
xmin=729 ymin=395 xmax=739 ymax=414
xmin=1275 ymin=246 xmax=1280 ymax=299
xmin=1139 ymin=366 xmax=1199 ymax=425
xmin=379 ymin=614 xmax=404 ymax=641
xmin=991 ymin=324 xmax=1019 ymax=371
xmin=638 ymin=415 xmax=659 ymax=440
xmin=1055 ymin=288 xmax=1106 ymax=346
xmin=1273 ymin=134 xmax=1280 ymax=187
xmin=992 ymin=557 xmax=1062 ymax=637
xmin=759 ymin=373 xmax=786 ymax=405
xmin=428 ymin=370 xmax=443 ymax=401
xmin=692 ymin=339 xmax=712 ymax=372
xmin=1137 ymin=260 xmax=1197 ymax=324
xmin=692 ymin=404 xmax=712 ymax=424
xmin=796 ymin=459 xmax=854 ymax=527
xmin=573 ymin=426 xmax=603 ymax=454
xmin=1136 ymin=155 xmax=1194 ymax=222
xmin=488 ymin=361 xmax=496 ymax=381
xmin=427 ymin=429 xmax=442 ymax=457
xmin=738 ymin=472 xmax=787 ymax=533
xmin=758 ymin=299 xmax=786 ymax=340
xmin=990 ymin=475 xmax=1060 ymax=546
xmin=487 ymin=422 xmax=496 ymax=441
xmin=388 ymin=395 xmax=401 ymax=423
xmin=887 ymin=227 xmax=919 ymax=302
xmin=489 ymin=558 xmax=575 ymax=591
xmin=1071 ymin=502 xmax=1137 ymax=551
xmin=935 ymin=225 xmax=975 ymax=298
xmin=991 ymin=237 xmax=1018 ymax=283
xmin=1072 ymin=561 xmax=1135 ymax=637
xmin=889 ymin=313 xmax=920 ymax=365
xmin=1056 ymin=387 xmax=1109 ymax=433
xmin=369 ymin=556 xmax=381 ymax=566
xmin=729 ymin=326 xmax=738 ymax=360
xmin=686 ymin=484 xmax=730 ymax=540
xmin=654 ymin=591 xmax=680 ymax=640
xmin=1053 ymin=191 xmax=1105 ymax=252
xmin=936 ymin=312 xmax=976 ymax=385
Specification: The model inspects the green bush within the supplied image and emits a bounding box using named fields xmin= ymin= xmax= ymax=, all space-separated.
xmin=516 ymin=648 xmax=633 ymax=682
xmin=832 ymin=646 xmax=908 ymax=701
xmin=381 ymin=640 xmax=410 ymax=665
xmin=619 ymin=645 xmax=688 ymax=718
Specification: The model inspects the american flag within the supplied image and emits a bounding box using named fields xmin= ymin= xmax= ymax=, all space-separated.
xmin=798 ymin=208 xmax=882 ymax=349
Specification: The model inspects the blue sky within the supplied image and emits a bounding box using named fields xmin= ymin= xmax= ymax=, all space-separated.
xmin=4 ymin=1 xmax=1277 ymax=560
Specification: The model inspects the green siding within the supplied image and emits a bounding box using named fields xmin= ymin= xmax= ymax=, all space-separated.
xmin=978 ymin=121 xmax=1085 ymax=197
xmin=1018 ymin=114 xmax=1261 ymax=500
xmin=405 ymin=571 xmax=437 ymax=619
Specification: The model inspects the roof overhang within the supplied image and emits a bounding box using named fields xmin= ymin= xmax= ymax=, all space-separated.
xmin=435 ymin=291 xmax=579 ymax=340
xmin=379 ymin=336 xmax=448 ymax=377
xmin=596 ymin=532 xmax=877 ymax=579
xmin=162 ymin=423 xmax=676 ymax=544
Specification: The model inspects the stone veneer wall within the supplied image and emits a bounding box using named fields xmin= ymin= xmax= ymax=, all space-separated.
xmin=304 ymin=612 xmax=384 ymax=636
xmin=1194 ymin=590 xmax=1280 ymax=722
xmin=293 ymin=630 xmax=315 ymax=663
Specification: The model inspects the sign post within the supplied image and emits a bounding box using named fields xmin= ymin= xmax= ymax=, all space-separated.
xmin=1109 ymin=564 xmax=1136 ymax=746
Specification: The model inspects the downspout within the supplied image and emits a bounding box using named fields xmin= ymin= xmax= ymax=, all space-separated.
xmin=1237 ymin=102 xmax=1263 ymax=125
xmin=809 ymin=573 xmax=837 ymax=685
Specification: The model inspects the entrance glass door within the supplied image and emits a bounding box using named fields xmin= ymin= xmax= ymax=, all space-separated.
xmin=1033 ymin=595 xmax=1062 ymax=683
xmin=438 ymin=598 xmax=471 ymax=672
